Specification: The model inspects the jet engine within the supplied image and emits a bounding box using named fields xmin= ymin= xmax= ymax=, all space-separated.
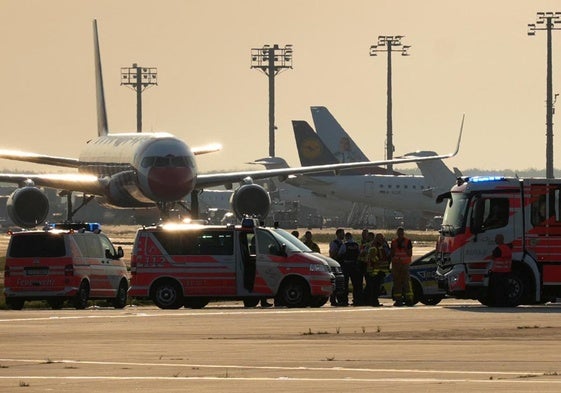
xmin=7 ymin=187 xmax=49 ymax=228
xmin=230 ymin=183 xmax=271 ymax=219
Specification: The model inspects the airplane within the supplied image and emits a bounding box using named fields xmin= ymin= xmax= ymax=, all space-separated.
xmin=311 ymin=105 xmax=460 ymax=187
xmin=265 ymin=119 xmax=464 ymax=218
xmin=0 ymin=20 xmax=460 ymax=229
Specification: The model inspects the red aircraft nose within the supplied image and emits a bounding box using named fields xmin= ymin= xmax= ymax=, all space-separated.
xmin=147 ymin=167 xmax=195 ymax=201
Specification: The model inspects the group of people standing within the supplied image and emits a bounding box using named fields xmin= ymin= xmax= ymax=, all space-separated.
xmin=328 ymin=227 xmax=415 ymax=307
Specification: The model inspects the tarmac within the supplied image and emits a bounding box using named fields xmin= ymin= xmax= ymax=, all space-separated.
xmin=2 ymin=226 xmax=561 ymax=392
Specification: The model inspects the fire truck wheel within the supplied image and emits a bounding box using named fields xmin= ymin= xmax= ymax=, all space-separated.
xmin=308 ymin=296 xmax=329 ymax=308
xmin=112 ymin=280 xmax=128 ymax=309
xmin=48 ymin=298 xmax=64 ymax=310
xmin=277 ymin=277 xmax=310 ymax=308
xmin=152 ymin=280 xmax=183 ymax=309
xmin=73 ymin=281 xmax=90 ymax=310
xmin=183 ymin=297 xmax=209 ymax=309
xmin=243 ymin=297 xmax=260 ymax=308
xmin=6 ymin=298 xmax=24 ymax=310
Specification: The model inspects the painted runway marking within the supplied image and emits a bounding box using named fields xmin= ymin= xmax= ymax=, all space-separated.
xmin=0 ymin=376 xmax=560 ymax=384
xmin=0 ymin=358 xmax=555 ymax=378
xmin=0 ymin=306 xmax=422 ymax=323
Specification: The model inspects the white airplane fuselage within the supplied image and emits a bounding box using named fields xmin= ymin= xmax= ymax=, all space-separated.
xmin=78 ymin=132 xmax=196 ymax=206
xmin=287 ymin=174 xmax=443 ymax=215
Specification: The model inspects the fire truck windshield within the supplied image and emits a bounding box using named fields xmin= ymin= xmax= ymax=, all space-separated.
xmin=441 ymin=192 xmax=469 ymax=235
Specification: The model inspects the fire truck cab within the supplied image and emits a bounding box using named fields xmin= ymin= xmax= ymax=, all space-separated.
xmin=436 ymin=176 xmax=561 ymax=306
xmin=129 ymin=219 xmax=335 ymax=309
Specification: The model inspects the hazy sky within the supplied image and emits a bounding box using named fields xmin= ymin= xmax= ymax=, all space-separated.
xmin=1 ymin=0 xmax=561 ymax=174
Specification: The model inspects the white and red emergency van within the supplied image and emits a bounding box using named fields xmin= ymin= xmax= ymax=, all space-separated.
xmin=436 ymin=176 xmax=561 ymax=306
xmin=3 ymin=223 xmax=128 ymax=310
xmin=129 ymin=219 xmax=335 ymax=309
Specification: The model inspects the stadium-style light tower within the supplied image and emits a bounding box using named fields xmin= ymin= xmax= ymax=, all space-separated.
xmin=121 ymin=64 xmax=158 ymax=133
xmin=370 ymin=36 xmax=411 ymax=174
xmin=251 ymin=44 xmax=293 ymax=157
xmin=528 ymin=12 xmax=561 ymax=179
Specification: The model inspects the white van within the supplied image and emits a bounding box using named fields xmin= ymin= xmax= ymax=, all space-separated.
xmin=129 ymin=220 xmax=335 ymax=309
xmin=3 ymin=224 xmax=128 ymax=310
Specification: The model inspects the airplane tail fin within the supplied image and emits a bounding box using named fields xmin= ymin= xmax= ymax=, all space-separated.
xmin=93 ymin=19 xmax=108 ymax=137
xmin=292 ymin=120 xmax=339 ymax=166
xmin=250 ymin=157 xmax=291 ymax=170
xmin=311 ymin=106 xmax=369 ymax=162
xmin=404 ymin=150 xmax=457 ymax=190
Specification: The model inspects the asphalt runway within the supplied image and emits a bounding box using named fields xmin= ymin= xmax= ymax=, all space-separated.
xmin=1 ymin=300 xmax=561 ymax=392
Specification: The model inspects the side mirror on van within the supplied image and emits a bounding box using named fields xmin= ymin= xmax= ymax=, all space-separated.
xmin=116 ymin=246 xmax=124 ymax=259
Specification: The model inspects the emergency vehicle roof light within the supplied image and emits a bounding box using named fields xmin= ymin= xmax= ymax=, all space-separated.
xmin=45 ymin=222 xmax=101 ymax=232
xmin=241 ymin=217 xmax=259 ymax=228
xmin=470 ymin=176 xmax=506 ymax=183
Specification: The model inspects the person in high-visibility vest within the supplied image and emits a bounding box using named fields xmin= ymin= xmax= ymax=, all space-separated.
xmin=390 ymin=227 xmax=414 ymax=307
xmin=488 ymin=233 xmax=513 ymax=306
xmin=364 ymin=233 xmax=390 ymax=306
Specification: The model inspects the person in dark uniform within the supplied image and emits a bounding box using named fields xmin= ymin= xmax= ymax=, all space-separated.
xmin=338 ymin=232 xmax=362 ymax=306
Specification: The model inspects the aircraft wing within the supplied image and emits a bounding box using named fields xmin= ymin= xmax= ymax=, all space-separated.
xmin=192 ymin=143 xmax=222 ymax=155
xmin=195 ymin=147 xmax=461 ymax=189
xmin=0 ymin=150 xmax=81 ymax=168
xmin=197 ymin=119 xmax=463 ymax=188
xmin=0 ymin=173 xmax=105 ymax=195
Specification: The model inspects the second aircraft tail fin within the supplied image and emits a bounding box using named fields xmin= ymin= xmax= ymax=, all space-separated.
xmin=311 ymin=106 xmax=370 ymax=163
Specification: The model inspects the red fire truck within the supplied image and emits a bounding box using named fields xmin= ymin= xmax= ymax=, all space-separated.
xmin=436 ymin=176 xmax=561 ymax=306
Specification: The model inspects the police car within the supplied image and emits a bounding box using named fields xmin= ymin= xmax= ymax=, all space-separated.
xmin=382 ymin=250 xmax=446 ymax=306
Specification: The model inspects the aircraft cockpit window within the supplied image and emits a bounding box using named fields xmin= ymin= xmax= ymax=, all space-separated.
xmin=171 ymin=156 xmax=188 ymax=167
xmin=141 ymin=155 xmax=193 ymax=168
xmin=154 ymin=157 xmax=169 ymax=167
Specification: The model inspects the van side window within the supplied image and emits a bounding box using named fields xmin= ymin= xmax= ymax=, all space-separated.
xmin=153 ymin=230 xmax=233 ymax=255
xmin=9 ymin=234 xmax=65 ymax=258
xmin=255 ymin=229 xmax=282 ymax=256
xmin=99 ymin=235 xmax=117 ymax=258
xmin=74 ymin=235 xmax=102 ymax=258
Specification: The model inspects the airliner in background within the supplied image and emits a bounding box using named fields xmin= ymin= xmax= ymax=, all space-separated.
xmin=274 ymin=118 xmax=464 ymax=218
xmin=311 ymin=105 xmax=461 ymax=185
xmin=0 ymin=20 xmax=459 ymax=228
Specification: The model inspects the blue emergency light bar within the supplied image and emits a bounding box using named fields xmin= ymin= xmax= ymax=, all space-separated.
xmin=469 ymin=176 xmax=506 ymax=183
xmin=46 ymin=222 xmax=101 ymax=232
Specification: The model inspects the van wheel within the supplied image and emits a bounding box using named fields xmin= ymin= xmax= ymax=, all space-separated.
xmin=184 ymin=297 xmax=209 ymax=309
xmin=6 ymin=298 xmax=24 ymax=310
xmin=276 ymin=277 xmax=310 ymax=308
xmin=48 ymin=298 xmax=64 ymax=310
xmin=152 ymin=280 xmax=183 ymax=309
xmin=112 ymin=280 xmax=128 ymax=309
xmin=73 ymin=282 xmax=90 ymax=310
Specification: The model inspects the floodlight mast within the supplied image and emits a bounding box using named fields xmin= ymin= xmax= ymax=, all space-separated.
xmin=250 ymin=44 xmax=293 ymax=157
xmin=370 ymin=36 xmax=410 ymax=174
xmin=528 ymin=11 xmax=561 ymax=179
xmin=121 ymin=64 xmax=158 ymax=133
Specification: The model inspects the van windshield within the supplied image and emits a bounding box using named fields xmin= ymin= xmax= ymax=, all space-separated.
xmin=9 ymin=233 xmax=66 ymax=258
xmin=265 ymin=229 xmax=305 ymax=253
xmin=270 ymin=228 xmax=311 ymax=252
